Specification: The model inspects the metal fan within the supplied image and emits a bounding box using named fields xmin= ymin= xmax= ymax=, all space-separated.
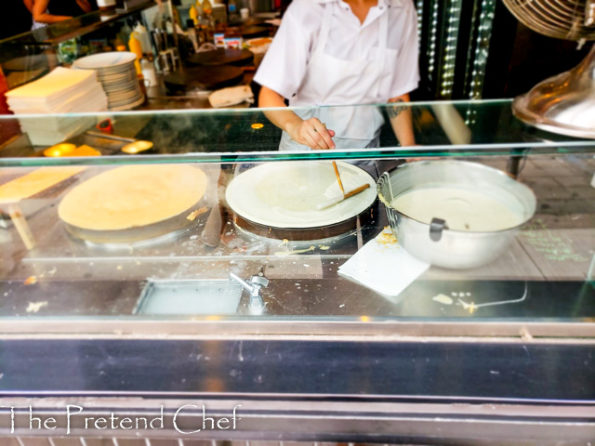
xmin=502 ymin=0 xmax=595 ymax=138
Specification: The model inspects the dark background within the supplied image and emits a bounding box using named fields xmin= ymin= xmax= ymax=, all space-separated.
xmin=413 ymin=0 xmax=591 ymax=100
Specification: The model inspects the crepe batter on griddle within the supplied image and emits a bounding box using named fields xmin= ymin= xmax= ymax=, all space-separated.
xmin=59 ymin=165 xmax=207 ymax=231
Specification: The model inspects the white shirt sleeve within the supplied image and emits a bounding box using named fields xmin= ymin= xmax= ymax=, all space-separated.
xmin=386 ymin=3 xmax=419 ymax=99
xmin=253 ymin=1 xmax=314 ymax=100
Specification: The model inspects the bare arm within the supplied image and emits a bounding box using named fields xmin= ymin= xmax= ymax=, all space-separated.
xmin=387 ymin=93 xmax=415 ymax=146
xmin=259 ymin=86 xmax=336 ymax=150
xmin=23 ymin=0 xmax=34 ymax=13
xmin=33 ymin=0 xmax=72 ymax=23
xmin=75 ymin=0 xmax=92 ymax=13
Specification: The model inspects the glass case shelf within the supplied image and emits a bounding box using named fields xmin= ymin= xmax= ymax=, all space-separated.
xmin=1 ymin=99 xmax=595 ymax=166
xmin=0 ymin=1 xmax=154 ymax=47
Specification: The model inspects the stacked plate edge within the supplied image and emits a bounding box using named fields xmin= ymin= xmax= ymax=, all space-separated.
xmin=73 ymin=52 xmax=145 ymax=111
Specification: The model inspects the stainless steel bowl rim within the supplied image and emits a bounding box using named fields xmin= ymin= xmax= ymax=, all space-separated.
xmin=377 ymin=160 xmax=537 ymax=235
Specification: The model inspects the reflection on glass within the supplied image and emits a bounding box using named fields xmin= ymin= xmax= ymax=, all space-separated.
xmin=0 ymin=100 xmax=594 ymax=167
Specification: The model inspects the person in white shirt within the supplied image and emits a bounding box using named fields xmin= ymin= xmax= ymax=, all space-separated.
xmin=254 ymin=0 xmax=419 ymax=151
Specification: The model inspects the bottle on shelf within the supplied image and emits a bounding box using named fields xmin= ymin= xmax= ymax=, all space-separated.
xmin=189 ymin=3 xmax=199 ymax=27
xmin=202 ymin=0 xmax=213 ymax=16
xmin=133 ymin=22 xmax=153 ymax=60
xmin=128 ymin=31 xmax=143 ymax=76
xmin=186 ymin=19 xmax=200 ymax=52
xmin=227 ymin=0 xmax=240 ymax=23
xmin=141 ymin=58 xmax=158 ymax=88
xmin=200 ymin=0 xmax=216 ymax=46
xmin=195 ymin=0 xmax=204 ymax=18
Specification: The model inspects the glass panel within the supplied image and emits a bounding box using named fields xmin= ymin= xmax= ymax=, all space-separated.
xmin=1 ymin=100 xmax=594 ymax=166
xmin=1 ymin=152 xmax=593 ymax=326
xmin=0 ymin=1 xmax=155 ymax=91
xmin=0 ymin=2 xmax=153 ymax=47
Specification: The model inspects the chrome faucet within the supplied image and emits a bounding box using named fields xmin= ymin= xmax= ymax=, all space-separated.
xmin=229 ymin=272 xmax=269 ymax=315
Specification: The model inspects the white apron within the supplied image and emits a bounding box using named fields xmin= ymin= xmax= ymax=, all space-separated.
xmin=279 ymin=1 xmax=390 ymax=151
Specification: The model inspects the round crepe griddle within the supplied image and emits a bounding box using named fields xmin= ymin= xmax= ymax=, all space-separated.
xmin=62 ymin=208 xmax=205 ymax=244
xmin=58 ymin=165 xmax=208 ymax=243
xmin=163 ymin=66 xmax=245 ymax=93
xmin=241 ymin=26 xmax=270 ymax=38
xmin=185 ymin=48 xmax=254 ymax=67
xmin=225 ymin=161 xmax=377 ymax=240
xmin=232 ymin=206 xmax=375 ymax=241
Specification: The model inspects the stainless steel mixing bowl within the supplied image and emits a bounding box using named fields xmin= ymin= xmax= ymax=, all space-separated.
xmin=377 ymin=160 xmax=537 ymax=269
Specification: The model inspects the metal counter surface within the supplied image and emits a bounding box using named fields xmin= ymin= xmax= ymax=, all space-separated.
xmin=0 ymin=338 xmax=593 ymax=400
xmin=0 ymin=338 xmax=594 ymax=443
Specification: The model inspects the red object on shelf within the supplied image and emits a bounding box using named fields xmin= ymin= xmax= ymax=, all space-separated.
xmin=0 ymin=67 xmax=12 ymax=115
xmin=0 ymin=67 xmax=22 ymax=147
xmin=96 ymin=118 xmax=114 ymax=134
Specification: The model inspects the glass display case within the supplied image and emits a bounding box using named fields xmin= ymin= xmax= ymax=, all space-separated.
xmin=0 ymin=100 xmax=594 ymax=444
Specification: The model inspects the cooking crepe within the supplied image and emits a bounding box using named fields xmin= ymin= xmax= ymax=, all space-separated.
xmin=225 ymin=161 xmax=376 ymax=229
xmin=58 ymin=165 xmax=207 ymax=231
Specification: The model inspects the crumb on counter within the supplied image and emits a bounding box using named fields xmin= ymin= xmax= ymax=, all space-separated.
xmin=274 ymin=245 xmax=316 ymax=257
xmin=377 ymin=226 xmax=397 ymax=245
xmin=187 ymin=207 xmax=209 ymax=221
xmin=458 ymin=299 xmax=477 ymax=314
xmin=432 ymin=294 xmax=454 ymax=305
xmin=26 ymin=301 xmax=48 ymax=313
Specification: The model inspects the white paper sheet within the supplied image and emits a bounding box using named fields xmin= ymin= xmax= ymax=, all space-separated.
xmin=338 ymin=227 xmax=430 ymax=297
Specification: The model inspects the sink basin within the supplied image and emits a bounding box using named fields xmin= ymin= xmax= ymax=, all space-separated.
xmin=134 ymin=279 xmax=243 ymax=315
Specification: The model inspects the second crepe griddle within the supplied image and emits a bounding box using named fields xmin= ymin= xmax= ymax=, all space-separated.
xmin=164 ymin=66 xmax=245 ymax=92
xmin=186 ymin=48 xmax=254 ymax=67
xmin=231 ymin=207 xmax=375 ymax=241
xmin=58 ymin=165 xmax=209 ymax=244
xmin=62 ymin=204 xmax=208 ymax=244
xmin=225 ymin=161 xmax=378 ymax=241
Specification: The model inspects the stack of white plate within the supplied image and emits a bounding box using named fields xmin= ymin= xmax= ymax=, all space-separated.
xmin=73 ymin=52 xmax=145 ymax=111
